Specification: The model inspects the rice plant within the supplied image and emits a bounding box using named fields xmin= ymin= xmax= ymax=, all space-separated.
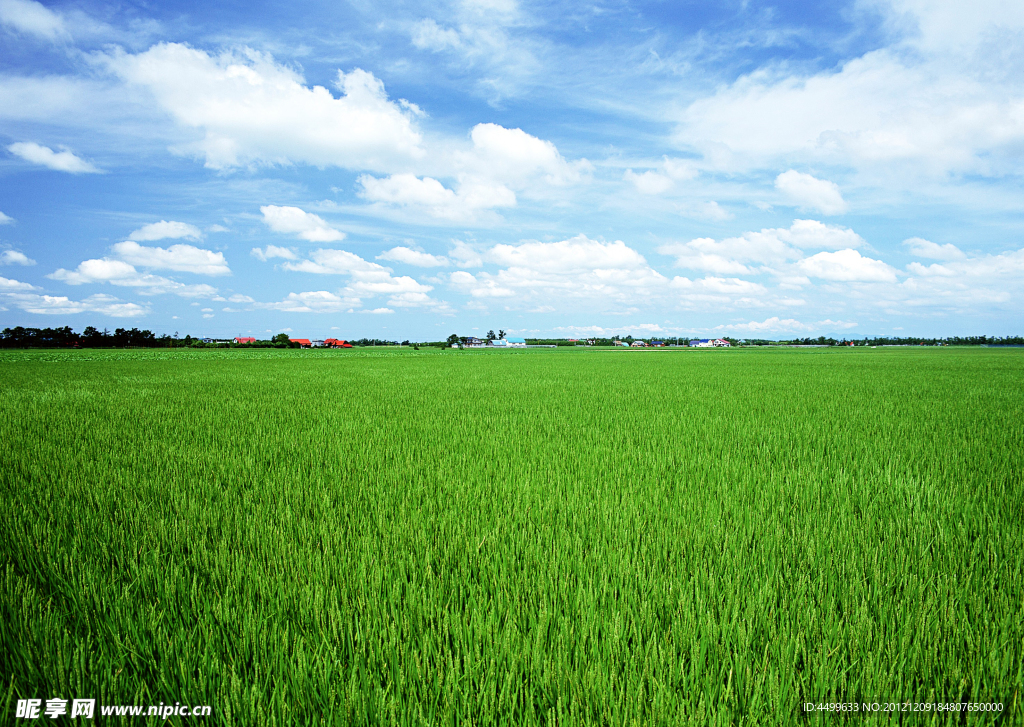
xmin=1 ymin=347 xmax=1021 ymax=725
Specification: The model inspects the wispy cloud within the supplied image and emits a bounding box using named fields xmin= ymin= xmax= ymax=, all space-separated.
xmin=8 ymin=142 xmax=99 ymax=173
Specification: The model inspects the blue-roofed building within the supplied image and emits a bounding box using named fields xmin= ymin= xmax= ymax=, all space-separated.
xmin=506 ymin=337 xmax=526 ymax=347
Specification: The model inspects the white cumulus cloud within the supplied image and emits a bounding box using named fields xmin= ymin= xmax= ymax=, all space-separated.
xmin=448 ymin=240 xmax=483 ymax=268
xmin=624 ymin=169 xmax=673 ymax=195
xmin=670 ymin=276 xmax=768 ymax=307
xmin=623 ymin=157 xmax=698 ymax=195
xmin=902 ymin=237 xmax=966 ymax=261
xmin=714 ymin=316 xmax=857 ymax=333
xmin=256 ymin=290 xmax=357 ymax=313
xmin=488 ymin=236 xmax=648 ymax=272
xmin=905 ymin=247 xmax=1024 ymax=279
xmin=448 ymin=270 xmax=515 ymax=298
xmin=105 ymin=43 xmax=424 ymax=171
xmin=553 ymin=324 xmax=666 ymax=336
xmin=377 ymin=246 xmax=449 ymax=267
xmin=3 ymin=292 xmax=147 ymax=317
xmin=778 ymin=219 xmax=864 ymax=249
xmin=0 ymin=250 xmax=35 ymax=265
xmin=462 ymin=123 xmax=588 ymax=188
xmin=8 ymin=141 xmax=99 ymax=173
xmin=111 ymin=241 xmax=230 ymax=275
xmin=278 ymin=248 xmax=441 ymax=308
xmin=658 ymin=237 xmax=762 ymax=275
xmin=48 ymin=257 xmax=219 ymax=297
xmin=128 ymin=220 xmax=202 ymax=241
xmin=775 ymin=170 xmax=848 ymax=215
xmin=251 ymin=245 xmax=298 ymax=261
xmin=358 ymin=173 xmax=515 ymax=222
xmin=447 ymin=235 xmax=669 ymax=308
xmin=658 ymin=219 xmax=866 ymax=274
xmin=675 ymin=7 xmax=1024 ymax=181
xmin=798 ymin=249 xmax=898 ymax=282
xmin=261 ymin=205 xmax=345 ymax=242
xmin=0 ymin=275 xmax=37 ymax=290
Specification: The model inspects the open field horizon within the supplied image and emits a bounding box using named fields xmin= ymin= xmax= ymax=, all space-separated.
xmin=2 ymin=347 xmax=1021 ymax=724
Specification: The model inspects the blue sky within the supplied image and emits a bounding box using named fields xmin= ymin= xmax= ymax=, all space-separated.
xmin=1 ymin=0 xmax=1023 ymax=340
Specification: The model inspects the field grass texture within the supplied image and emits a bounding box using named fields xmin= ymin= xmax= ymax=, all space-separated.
xmin=1 ymin=347 xmax=1022 ymax=725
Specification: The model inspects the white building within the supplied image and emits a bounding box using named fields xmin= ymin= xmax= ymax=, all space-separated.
xmin=506 ymin=337 xmax=526 ymax=347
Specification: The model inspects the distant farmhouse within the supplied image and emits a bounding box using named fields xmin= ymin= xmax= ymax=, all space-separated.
xmin=466 ymin=336 xmax=526 ymax=348
xmin=234 ymin=337 xmax=256 ymax=344
xmin=689 ymin=338 xmax=731 ymax=347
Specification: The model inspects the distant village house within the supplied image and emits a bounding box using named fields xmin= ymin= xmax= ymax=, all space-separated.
xmin=689 ymin=338 xmax=731 ymax=347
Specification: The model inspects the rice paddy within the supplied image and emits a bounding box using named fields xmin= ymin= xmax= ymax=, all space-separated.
xmin=1 ymin=346 xmax=1021 ymax=725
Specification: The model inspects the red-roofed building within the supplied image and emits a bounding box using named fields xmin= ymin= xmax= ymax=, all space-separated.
xmin=290 ymin=338 xmax=312 ymax=348
xmin=234 ymin=337 xmax=256 ymax=344
xmin=324 ymin=338 xmax=352 ymax=348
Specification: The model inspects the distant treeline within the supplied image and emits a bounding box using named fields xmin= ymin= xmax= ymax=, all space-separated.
xmin=0 ymin=327 xmax=406 ymax=349
xmin=350 ymin=338 xmax=402 ymax=347
xmin=523 ymin=335 xmax=1024 ymax=346
xmin=0 ymin=326 xmax=272 ymax=349
xmin=525 ymin=336 xmax=711 ymax=346
xmin=747 ymin=335 xmax=1024 ymax=346
xmin=3 ymin=326 xmax=1024 ymax=349
xmin=1 ymin=326 xmax=177 ymax=348
xmin=440 ymin=334 xmax=1024 ymax=347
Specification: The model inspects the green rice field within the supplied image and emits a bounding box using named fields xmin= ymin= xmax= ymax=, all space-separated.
xmin=1 ymin=346 xmax=1022 ymax=725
